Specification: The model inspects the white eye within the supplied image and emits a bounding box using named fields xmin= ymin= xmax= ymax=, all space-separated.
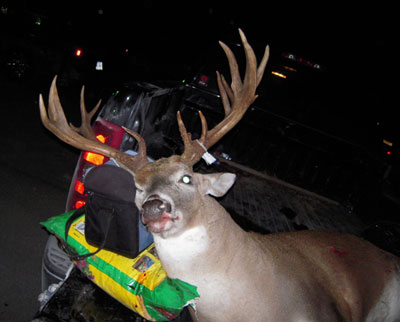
xmin=181 ymin=175 xmax=192 ymax=184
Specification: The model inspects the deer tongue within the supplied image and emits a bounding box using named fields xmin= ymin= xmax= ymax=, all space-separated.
xmin=142 ymin=212 xmax=173 ymax=233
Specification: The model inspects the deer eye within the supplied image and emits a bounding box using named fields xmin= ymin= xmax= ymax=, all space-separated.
xmin=180 ymin=175 xmax=192 ymax=185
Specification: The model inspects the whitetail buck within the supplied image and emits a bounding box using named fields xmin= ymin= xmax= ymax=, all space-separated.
xmin=39 ymin=29 xmax=400 ymax=321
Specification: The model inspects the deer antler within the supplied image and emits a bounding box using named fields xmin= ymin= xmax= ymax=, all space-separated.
xmin=179 ymin=29 xmax=269 ymax=166
xmin=39 ymin=76 xmax=148 ymax=173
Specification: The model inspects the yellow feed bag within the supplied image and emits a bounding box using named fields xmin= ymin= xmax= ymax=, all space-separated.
xmin=41 ymin=211 xmax=198 ymax=321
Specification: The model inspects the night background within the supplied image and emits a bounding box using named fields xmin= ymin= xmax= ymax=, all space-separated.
xmin=0 ymin=1 xmax=398 ymax=321
xmin=1 ymin=0 xmax=396 ymax=139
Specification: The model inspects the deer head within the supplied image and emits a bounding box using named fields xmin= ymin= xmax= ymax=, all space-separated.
xmin=39 ymin=29 xmax=269 ymax=238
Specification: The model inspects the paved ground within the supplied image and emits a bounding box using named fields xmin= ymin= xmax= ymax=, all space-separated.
xmin=0 ymin=162 xmax=72 ymax=322
xmin=0 ymin=77 xmax=81 ymax=322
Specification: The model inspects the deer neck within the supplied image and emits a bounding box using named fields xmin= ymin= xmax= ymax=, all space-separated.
xmin=153 ymin=196 xmax=246 ymax=280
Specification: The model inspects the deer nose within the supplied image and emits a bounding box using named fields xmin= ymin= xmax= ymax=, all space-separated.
xmin=142 ymin=196 xmax=171 ymax=221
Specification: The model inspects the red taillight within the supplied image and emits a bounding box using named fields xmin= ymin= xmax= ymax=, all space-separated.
xmin=74 ymin=180 xmax=85 ymax=195
xmin=66 ymin=118 xmax=126 ymax=211
xmin=83 ymin=133 xmax=107 ymax=165
xmin=83 ymin=151 xmax=105 ymax=165
xmin=92 ymin=118 xmax=125 ymax=149
xmin=96 ymin=134 xmax=106 ymax=143
xmin=75 ymin=200 xmax=86 ymax=209
xmin=81 ymin=118 xmax=126 ymax=166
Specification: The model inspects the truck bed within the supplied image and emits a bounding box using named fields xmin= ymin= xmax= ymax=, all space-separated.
xmin=214 ymin=159 xmax=365 ymax=236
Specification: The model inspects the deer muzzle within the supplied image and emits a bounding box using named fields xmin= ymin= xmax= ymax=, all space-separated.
xmin=141 ymin=196 xmax=172 ymax=225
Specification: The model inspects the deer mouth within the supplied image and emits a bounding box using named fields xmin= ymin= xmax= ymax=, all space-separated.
xmin=142 ymin=212 xmax=177 ymax=233
xmin=141 ymin=197 xmax=176 ymax=233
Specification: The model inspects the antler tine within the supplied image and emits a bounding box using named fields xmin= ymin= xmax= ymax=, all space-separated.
xmin=257 ymin=45 xmax=270 ymax=87
xmin=216 ymin=71 xmax=233 ymax=116
xmin=179 ymin=29 xmax=269 ymax=166
xmin=122 ymin=126 xmax=149 ymax=167
xmin=177 ymin=111 xmax=208 ymax=164
xmin=240 ymin=29 xmax=258 ymax=93
xmin=39 ymin=76 xmax=148 ymax=173
xmin=69 ymin=85 xmax=102 ymax=139
xmin=47 ymin=76 xmax=69 ymax=127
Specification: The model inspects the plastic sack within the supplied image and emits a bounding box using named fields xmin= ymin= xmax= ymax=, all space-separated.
xmin=41 ymin=211 xmax=199 ymax=321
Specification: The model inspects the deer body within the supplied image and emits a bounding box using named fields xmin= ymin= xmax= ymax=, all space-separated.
xmin=39 ymin=30 xmax=400 ymax=321
xmin=136 ymin=160 xmax=400 ymax=322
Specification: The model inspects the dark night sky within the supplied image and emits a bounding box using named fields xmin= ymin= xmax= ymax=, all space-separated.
xmin=5 ymin=0 xmax=396 ymax=137
xmin=22 ymin=1 xmax=393 ymax=65
xmin=66 ymin=1 xmax=393 ymax=128
xmin=59 ymin=1 xmax=394 ymax=130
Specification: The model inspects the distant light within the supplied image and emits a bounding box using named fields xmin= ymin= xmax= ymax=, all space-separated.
xmin=35 ymin=17 xmax=42 ymax=26
xmin=383 ymin=139 xmax=393 ymax=147
xmin=387 ymin=151 xmax=392 ymax=156
xmin=271 ymin=71 xmax=287 ymax=79
xmin=283 ymin=66 xmax=297 ymax=72
xmin=198 ymin=74 xmax=209 ymax=86
xmin=125 ymin=48 xmax=129 ymax=53
xmin=95 ymin=61 xmax=103 ymax=70
xmin=75 ymin=48 xmax=82 ymax=57
xmin=283 ymin=52 xmax=323 ymax=71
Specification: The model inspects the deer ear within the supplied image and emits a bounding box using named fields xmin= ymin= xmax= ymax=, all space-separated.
xmin=197 ymin=173 xmax=236 ymax=197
